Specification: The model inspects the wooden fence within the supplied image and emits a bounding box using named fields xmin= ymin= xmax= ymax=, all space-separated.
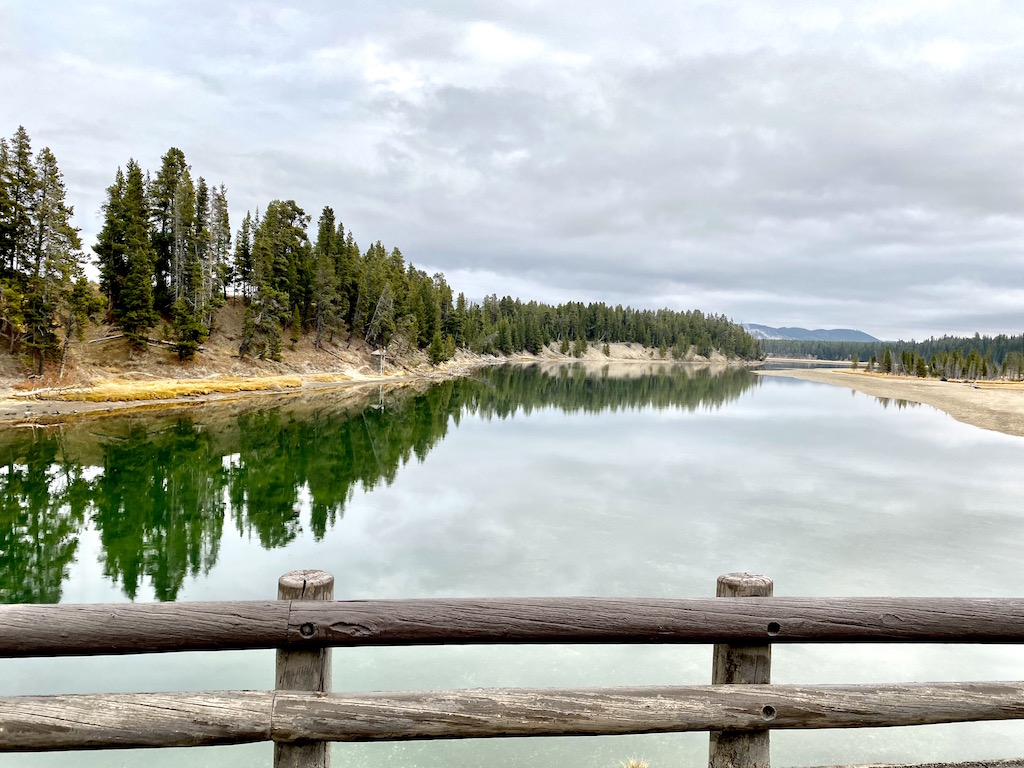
xmin=3 ymin=570 xmax=1024 ymax=768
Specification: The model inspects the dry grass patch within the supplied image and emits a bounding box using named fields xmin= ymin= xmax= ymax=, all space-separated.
xmin=47 ymin=375 xmax=304 ymax=402
xmin=304 ymin=373 xmax=353 ymax=383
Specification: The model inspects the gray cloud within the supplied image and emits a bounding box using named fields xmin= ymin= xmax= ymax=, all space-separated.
xmin=2 ymin=0 xmax=1022 ymax=339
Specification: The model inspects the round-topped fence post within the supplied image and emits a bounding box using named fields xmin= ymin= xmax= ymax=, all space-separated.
xmin=275 ymin=570 xmax=334 ymax=768
xmin=709 ymin=572 xmax=773 ymax=768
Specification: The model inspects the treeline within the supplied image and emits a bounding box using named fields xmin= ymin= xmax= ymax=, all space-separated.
xmin=0 ymin=363 xmax=758 ymax=602
xmin=764 ymin=335 xmax=1024 ymax=381
xmin=217 ymin=194 xmax=764 ymax=362
xmin=2 ymin=127 xmax=761 ymax=372
xmin=0 ymin=127 xmax=102 ymax=375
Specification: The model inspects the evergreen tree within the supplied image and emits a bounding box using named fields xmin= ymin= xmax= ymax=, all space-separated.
xmin=0 ymin=137 xmax=15 ymax=269
xmin=149 ymin=147 xmax=188 ymax=311
xmin=233 ymin=211 xmax=253 ymax=298
xmin=6 ymin=127 xmax=36 ymax=275
xmin=23 ymin=147 xmax=84 ymax=374
xmin=118 ymin=160 xmax=158 ymax=354
xmin=209 ymin=183 xmax=232 ymax=303
xmin=239 ymin=201 xmax=307 ymax=359
xmin=311 ymin=207 xmax=341 ymax=348
xmin=170 ymin=174 xmax=209 ymax=359
xmin=94 ymin=168 xmax=127 ymax=322
xmin=428 ymin=330 xmax=446 ymax=364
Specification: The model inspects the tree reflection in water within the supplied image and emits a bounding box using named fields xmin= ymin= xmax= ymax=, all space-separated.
xmin=0 ymin=363 xmax=758 ymax=603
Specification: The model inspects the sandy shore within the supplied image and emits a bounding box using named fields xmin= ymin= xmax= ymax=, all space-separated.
xmin=759 ymin=367 xmax=1024 ymax=438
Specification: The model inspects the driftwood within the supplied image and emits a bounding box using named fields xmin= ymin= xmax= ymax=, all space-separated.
xmin=8 ymin=596 xmax=1024 ymax=657
xmin=87 ymin=334 xmax=204 ymax=351
xmin=3 ymin=682 xmax=1024 ymax=752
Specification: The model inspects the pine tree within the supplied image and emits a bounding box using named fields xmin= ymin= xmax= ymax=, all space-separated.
xmin=239 ymin=201 xmax=309 ymax=360
xmin=149 ymin=147 xmax=188 ymax=311
xmin=0 ymin=137 xmax=14 ymax=269
xmin=94 ymin=168 xmax=127 ymax=321
xmin=311 ymin=207 xmax=341 ymax=348
xmin=0 ymin=277 xmax=24 ymax=354
xmin=428 ymin=330 xmax=445 ymax=364
xmin=169 ymin=172 xmax=204 ymax=358
xmin=6 ymin=126 xmax=36 ymax=275
xmin=118 ymin=160 xmax=158 ymax=354
xmin=209 ymin=184 xmax=231 ymax=304
xmin=23 ymin=146 xmax=85 ymax=374
xmin=234 ymin=211 xmax=253 ymax=298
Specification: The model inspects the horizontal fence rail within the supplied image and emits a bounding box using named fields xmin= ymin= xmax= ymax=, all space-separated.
xmin=7 ymin=571 xmax=1024 ymax=768
xmin=6 ymin=596 xmax=1024 ymax=657
xmin=5 ymin=682 xmax=1024 ymax=752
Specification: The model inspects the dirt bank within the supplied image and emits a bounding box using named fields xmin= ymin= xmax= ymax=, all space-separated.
xmin=0 ymin=334 xmax=729 ymax=426
xmin=759 ymin=367 xmax=1024 ymax=438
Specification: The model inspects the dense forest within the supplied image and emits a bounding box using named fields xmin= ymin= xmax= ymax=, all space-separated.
xmin=0 ymin=364 xmax=758 ymax=602
xmin=764 ymin=336 xmax=1024 ymax=381
xmin=0 ymin=127 xmax=762 ymax=373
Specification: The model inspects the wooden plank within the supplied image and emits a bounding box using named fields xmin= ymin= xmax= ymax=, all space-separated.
xmin=0 ymin=601 xmax=289 ymax=657
xmin=273 ymin=682 xmax=1024 ymax=741
xmin=5 ymin=682 xmax=1024 ymax=751
xmin=8 ymin=596 xmax=1024 ymax=657
xmin=709 ymin=573 xmax=773 ymax=768
xmin=275 ymin=570 xmax=334 ymax=768
xmin=286 ymin=596 xmax=1024 ymax=646
xmin=0 ymin=691 xmax=270 ymax=751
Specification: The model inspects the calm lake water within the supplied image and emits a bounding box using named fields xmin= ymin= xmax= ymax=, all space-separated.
xmin=4 ymin=362 xmax=1024 ymax=767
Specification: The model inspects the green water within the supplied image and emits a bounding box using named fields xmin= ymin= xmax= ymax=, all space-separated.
xmin=3 ymin=362 xmax=1024 ymax=766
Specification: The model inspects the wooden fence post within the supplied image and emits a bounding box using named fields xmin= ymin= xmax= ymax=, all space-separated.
xmin=275 ymin=569 xmax=334 ymax=768
xmin=709 ymin=572 xmax=773 ymax=768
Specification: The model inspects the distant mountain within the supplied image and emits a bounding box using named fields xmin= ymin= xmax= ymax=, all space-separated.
xmin=743 ymin=324 xmax=879 ymax=342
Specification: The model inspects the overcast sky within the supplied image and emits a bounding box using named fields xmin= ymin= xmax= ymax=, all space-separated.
xmin=2 ymin=1 xmax=1022 ymax=340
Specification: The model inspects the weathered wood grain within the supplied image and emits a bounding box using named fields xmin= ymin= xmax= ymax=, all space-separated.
xmin=286 ymin=596 xmax=1024 ymax=646
xmin=0 ymin=691 xmax=270 ymax=751
xmin=7 ymin=596 xmax=1024 ymax=657
xmin=0 ymin=601 xmax=289 ymax=656
xmin=275 ymin=570 xmax=333 ymax=768
xmin=4 ymin=682 xmax=1024 ymax=751
xmin=710 ymin=573 xmax=773 ymax=768
xmin=273 ymin=682 xmax=1024 ymax=741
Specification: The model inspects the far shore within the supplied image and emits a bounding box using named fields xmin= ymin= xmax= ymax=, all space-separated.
xmin=759 ymin=366 xmax=1024 ymax=438
xmin=0 ymin=342 xmax=731 ymax=426
xmin=14 ymin=347 xmax=1020 ymax=438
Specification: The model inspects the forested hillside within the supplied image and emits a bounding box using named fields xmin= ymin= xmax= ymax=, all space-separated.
xmin=764 ymin=337 xmax=1024 ymax=381
xmin=1 ymin=127 xmax=761 ymax=377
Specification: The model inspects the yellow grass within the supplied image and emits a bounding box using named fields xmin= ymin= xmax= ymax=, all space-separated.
xmin=304 ymin=373 xmax=353 ymax=383
xmin=50 ymin=375 xmax=304 ymax=402
xmin=620 ymin=759 xmax=650 ymax=768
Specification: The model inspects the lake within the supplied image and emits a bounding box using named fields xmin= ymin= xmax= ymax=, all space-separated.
xmin=4 ymin=362 xmax=1024 ymax=767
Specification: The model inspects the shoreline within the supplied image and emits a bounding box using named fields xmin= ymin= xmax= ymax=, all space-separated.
xmin=0 ymin=356 xmax=507 ymax=427
xmin=758 ymin=367 xmax=1024 ymax=438
xmin=0 ymin=346 xmax=734 ymax=426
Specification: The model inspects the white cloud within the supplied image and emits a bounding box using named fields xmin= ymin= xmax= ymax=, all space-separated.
xmin=918 ymin=38 xmax=967 ymax=69
xmin=362 ymin=43 xmax=424 ymax=94
xmin=462 ymin=22 xmax=545 ymax=64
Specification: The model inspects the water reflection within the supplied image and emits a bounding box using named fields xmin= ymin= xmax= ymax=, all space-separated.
xmin=874 ymin=396 xmax=918 ymax=410
xmin=0 ymin=364 xmax=758 ymax=603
